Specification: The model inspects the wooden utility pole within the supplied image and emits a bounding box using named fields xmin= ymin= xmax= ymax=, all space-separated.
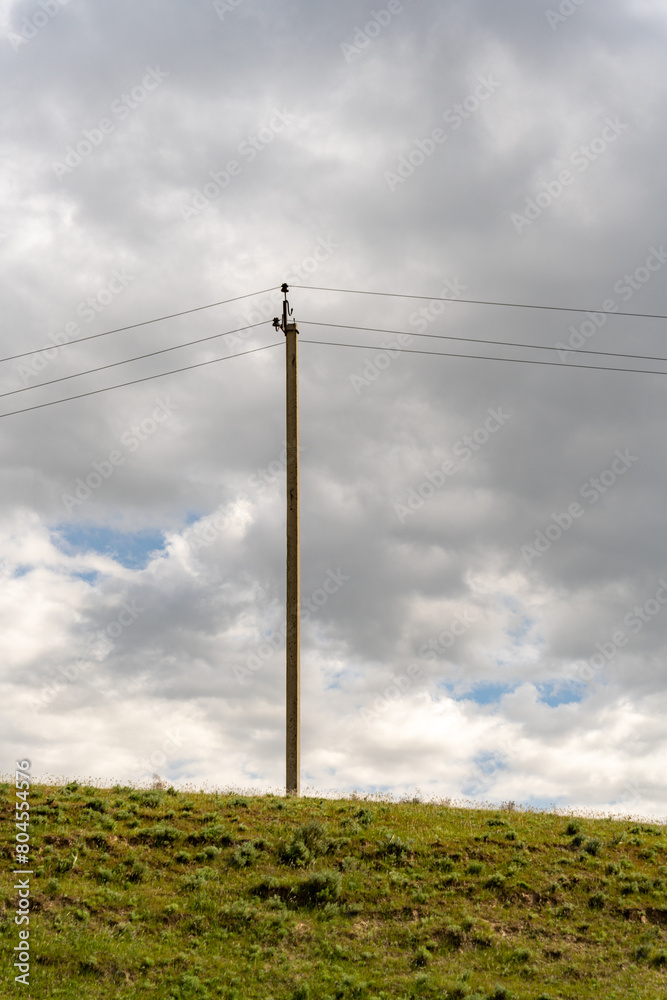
xmin=274 ymin=284 xmax=300 ymax=796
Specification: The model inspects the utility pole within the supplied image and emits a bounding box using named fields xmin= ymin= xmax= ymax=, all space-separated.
xmin=274 ymin=284 xmax=300 ymax=796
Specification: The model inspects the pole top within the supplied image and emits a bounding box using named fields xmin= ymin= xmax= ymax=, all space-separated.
xmin=274 ymin=282 xmax=296 ymax=335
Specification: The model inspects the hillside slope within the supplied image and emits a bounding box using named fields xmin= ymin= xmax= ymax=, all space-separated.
xmin=2 ymin=782 xmax=667 ymax=999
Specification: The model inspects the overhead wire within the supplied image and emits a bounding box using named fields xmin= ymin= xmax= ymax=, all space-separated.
xmin=4 ymin=280 xmax=667 ymax=421
xmin=0 ymin=321 xmax=269 ymax=401
xmin=300 ymin=320 xmax=667 ymax=366
xmin=11 ymin=313 xmax=667 ymax=408
xmin=291 ymin=284 xmax=667 ymax=323
xmin=0 ymin=286 xmax=280 ymax=365
xmin=3 ymin=320 xmax=667 ymax=423
xmin=0 ymin=342 xmax=283 ymax=421
xmin=299 ymin=335 xmax=667 ymax=377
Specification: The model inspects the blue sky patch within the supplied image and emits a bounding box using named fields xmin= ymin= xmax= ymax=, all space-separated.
xmin=507 ymin=616 xmax=534 ymax=643
xmin=184 ymin=510 xmax=205 ymax=526
xmin=52 ymin=524 xmax=166 ymax=570
xmin=536 ymin=682 xmax=584 ymax=708
xmin=473 ymin=750 xmax=508 ymax=774
xmin=448 ymin=682 xmax=516 ymax=705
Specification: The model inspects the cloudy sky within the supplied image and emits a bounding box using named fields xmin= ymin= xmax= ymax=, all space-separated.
xmin=2 ymin=0 xmax=667 ymax=815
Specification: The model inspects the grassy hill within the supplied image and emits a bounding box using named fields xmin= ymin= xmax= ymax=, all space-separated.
xmin=2 ymin=781 xmax=667 ymax=999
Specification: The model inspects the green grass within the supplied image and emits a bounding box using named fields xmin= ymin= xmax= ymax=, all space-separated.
xmin=2 ymin=782 xmax=667 ymax=998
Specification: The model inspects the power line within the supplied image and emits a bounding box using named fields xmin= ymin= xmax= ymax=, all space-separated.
xmin=1 ymin=287 xmax=279 ymax=365
xmin=0 ymin=342 xmax=283 ymax=421
xmin=299 ymin=336 xmax=667 ymax=377
xmin=6 ymin=298 xmax=667 ymax=421
xmin=0 ymin=321 xmax=269 ymax=402
xmin=301 ymin=320 xmax=667 ymax=366
xmin=291 ymin=284 xmax=667 ymax=323
xmin=9 ymin=326 xmax=663 ymax=423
